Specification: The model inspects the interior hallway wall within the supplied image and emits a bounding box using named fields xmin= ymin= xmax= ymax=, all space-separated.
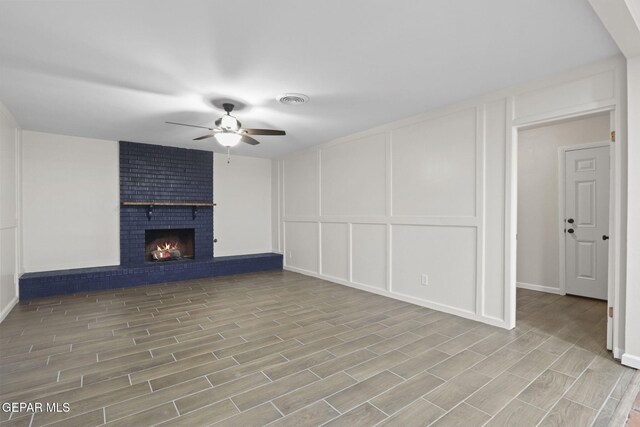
xmin=516 ymin=114 xmax=610 ymax=293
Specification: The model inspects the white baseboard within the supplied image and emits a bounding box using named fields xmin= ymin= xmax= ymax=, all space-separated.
xmin=0 ymin=296 xmax=19 ymax=324
xmin=284 ymin=266 xmax=511 ymax=329
xmin=516 ymin=281 xmax=564 ymax=295
xmin=621 ymin=353 xmax=640 ymax=369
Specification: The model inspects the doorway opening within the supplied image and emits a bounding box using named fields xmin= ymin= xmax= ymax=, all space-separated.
xmin=515 ymin=112 xmax=613 ymax=353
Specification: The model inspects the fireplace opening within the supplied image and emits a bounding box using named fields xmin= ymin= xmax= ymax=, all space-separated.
xmin=144 ymin=228 xmax=195 ymax=262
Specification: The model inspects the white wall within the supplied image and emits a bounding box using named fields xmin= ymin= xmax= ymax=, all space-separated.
xmin=21 ymin=131 xmax=119 ymax=272
xmin=275 ymin=57 xmax=626 ymax=329
xmin=0 ymin=102 xmax=21 ymax=322
xmin=516 ymin=114 xmax=610 ymax=293
xmin=213 ymin=154 xmax=272 ymax=256
xmin=19 ymin=134 xmax=275 ymax=273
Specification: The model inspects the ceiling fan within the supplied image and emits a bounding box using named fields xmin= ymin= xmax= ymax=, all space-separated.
xmin=166 ymin=103 xmax=286 ymax=148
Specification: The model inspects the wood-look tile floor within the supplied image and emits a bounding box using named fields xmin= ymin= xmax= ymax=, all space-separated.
xmin=0 ymin=271 xmax=634 ymax=426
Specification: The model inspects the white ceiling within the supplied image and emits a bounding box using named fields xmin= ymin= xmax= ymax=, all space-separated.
xmin=0 ymin=0 xmax=619 ymax=158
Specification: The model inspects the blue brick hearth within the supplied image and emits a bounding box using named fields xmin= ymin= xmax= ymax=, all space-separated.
xmin=19 ymin=141 xmax=282 ymax=300
xmin=19 ymin=254 xmax=283 ymax=300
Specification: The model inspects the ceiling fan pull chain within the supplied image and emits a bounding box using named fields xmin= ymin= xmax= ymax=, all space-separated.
xmin=227 ymin=146 xmax=231 ymax=164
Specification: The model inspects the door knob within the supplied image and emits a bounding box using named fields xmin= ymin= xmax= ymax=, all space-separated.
xmin=602 ymin=235 xmax=609 ymax=240
xmin=567 ymin=228 xmax=575 ymax=234
xmin=567 ymin=218 xmax=574 ymax=224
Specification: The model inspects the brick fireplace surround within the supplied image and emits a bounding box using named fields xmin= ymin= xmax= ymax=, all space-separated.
xmin=19 ymin=141 xmax=282 ymax=299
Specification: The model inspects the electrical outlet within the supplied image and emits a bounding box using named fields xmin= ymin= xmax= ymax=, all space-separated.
xmin=421 ymin=273 xmax=428 ymax=286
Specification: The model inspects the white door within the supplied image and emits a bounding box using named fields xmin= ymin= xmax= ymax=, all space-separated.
xmin=564 ymin=146 xmax=609 ymax=300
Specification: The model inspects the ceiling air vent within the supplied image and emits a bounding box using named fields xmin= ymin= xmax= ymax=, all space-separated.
xmin=277 ymin=93 xmax=309 ymax=105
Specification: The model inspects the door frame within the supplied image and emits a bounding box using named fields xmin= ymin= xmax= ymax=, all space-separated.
xmin=509 ymin=106 xmax=619 ymax=353
xmin=557 ymin=141 xmax=612 ymax=298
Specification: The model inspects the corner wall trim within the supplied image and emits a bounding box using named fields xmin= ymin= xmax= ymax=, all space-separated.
xmin=613 ymin=347 xmax=624 ymax=360
xmin=621 ymin=353 xmax=640 ymax=369
xmin=0 ymin=296 xmax=19 ymax=324
xmin=516 ymin=281 xmax=564 ymax=295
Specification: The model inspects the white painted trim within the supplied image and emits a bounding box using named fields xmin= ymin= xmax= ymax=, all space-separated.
xmin=385 ymin=129 xmax=393 ymax=294
xmin=621 ymin=353 xmax=640 ymax=369
xmin=277 ymin=160 xmax=283 ymax=252
xmin=214 ymin=248 xmax=276 ymax=257
xmin=611 ymin=63 xmax=627 ymax=362
xmin=386 ymin=223 xmax=393 ymax=293
xmin=271 ymin=159 xmax=283 ymax=253
xmin=476 ymin=105 xmax=486 ymax=317
xmin=317 ymin=149 xmax=322 ymax=275
xmin=347 ymin=222 xmax=353 ymax=283
xmin=317 ymin=222 xmax=323 ymax=275
xmin=561 ymin=141 xmax=611 ymax=152
xmin=0 ymin=296 xmax=18 ymax=324
xmin=283 ymin=216 xmax=478 ymax=227
xmin=613 ymin=347 xmax=624 ymax=360
xmin=607 ymin=110 xmax=616 ymax=352
xmin=516 ymin=281 xmax=564 ymax=295
xmin=512 ymin=101 xmax=617 ymax=128
xmin=16 ymin=127 xmax=22 ymax=282
xmin=284 ymin=265 xmax=509 ymax=328
xmin=557 ymin=147 xmax=567 ymax=296
xmin=504 ymin=101 xmax=518 ymax=329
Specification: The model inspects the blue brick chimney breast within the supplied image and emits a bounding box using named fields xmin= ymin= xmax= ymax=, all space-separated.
xmin=119 ymin=141 xmax=213 ymax=204
xmin=119 ymin=141 xmax=214 ymax=265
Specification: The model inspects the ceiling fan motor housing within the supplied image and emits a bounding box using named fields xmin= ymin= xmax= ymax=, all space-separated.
xmin=216 ymin=115 xmax=241 ymax=130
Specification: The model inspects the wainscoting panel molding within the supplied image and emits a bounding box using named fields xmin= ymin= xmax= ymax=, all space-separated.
xmin=277 ymin=57 xmax=625 ymax=330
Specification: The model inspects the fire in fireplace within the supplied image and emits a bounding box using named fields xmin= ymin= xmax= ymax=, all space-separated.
xmin=151 ymin=241 xmax=181 ymax=261
xmin=144 ymin=229 xmax=195 ymax=262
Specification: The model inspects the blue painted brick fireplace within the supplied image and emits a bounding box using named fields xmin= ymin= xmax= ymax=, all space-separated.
xmin=19 ymin=141 xmax=282 ymax=299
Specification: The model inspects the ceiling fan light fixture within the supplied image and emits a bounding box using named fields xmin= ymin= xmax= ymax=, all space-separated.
xmin=214 ymin=132 xmax=241 ymax=147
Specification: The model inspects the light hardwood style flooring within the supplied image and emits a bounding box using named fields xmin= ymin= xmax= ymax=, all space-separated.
xmin=0 ymin=271 xmax=634 ymax=426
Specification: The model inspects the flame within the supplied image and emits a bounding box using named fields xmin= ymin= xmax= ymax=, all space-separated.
xmin=156 ymin=242 xmax=179 ymax=251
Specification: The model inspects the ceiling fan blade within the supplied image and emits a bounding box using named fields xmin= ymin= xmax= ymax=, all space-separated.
xmin=241 ymin=135 xmax=260 ymax=145
xmin=242 ymin=128 xmax=286 ymax=136
xmin=193 ymin=134 xmax=215 ymax=141
xmin=166 ymin=121 xmax=214 ymax=131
